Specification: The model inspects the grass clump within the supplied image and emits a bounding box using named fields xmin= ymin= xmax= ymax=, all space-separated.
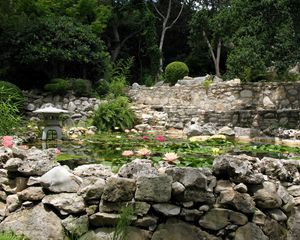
xmin=0 ymin=231 xmax=27 ymax=240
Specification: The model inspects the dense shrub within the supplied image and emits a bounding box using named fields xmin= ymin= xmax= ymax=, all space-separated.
xmin=71 ymin=78 xmax=92 ymax=97
xmin=44 ymin=78 xmax=71 ymax=95
xmin=164 ymin=61 xmax=189 ymax=85
xmin=92 ymin=96 xmax=135 ymax=131
xmin=0 ymin=81 xmax=24 ymax=109
xmin=0 ymin=101 xmax=22 ymax=135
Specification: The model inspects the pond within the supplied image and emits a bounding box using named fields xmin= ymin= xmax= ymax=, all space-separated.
xmin=30 ymin=132 xmax=300 ymax=171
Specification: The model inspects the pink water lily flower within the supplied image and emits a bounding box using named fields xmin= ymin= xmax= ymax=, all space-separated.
xmin=2 ymin=136 xmax=13 ymax=148
xmin=155 ymin=135 xmax=166 ymax=142
xmin=163 ymin=152 xmax=178 ymax=164
xmin=142 ymin=136 xmax=149 ymax=140
xmin=55 ymin=148 xmax=61 ymax=155
xmin=136 ymin=148 xmax=151 ymax=157
xmin=122 ymin=150 xmax=134 ymax=157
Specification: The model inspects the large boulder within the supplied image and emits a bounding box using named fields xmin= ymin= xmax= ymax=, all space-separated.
xmin=0 ymin=203 xmax=64 ymax=240
xmin=118 ymin=159 xmax=158 ymax=178
xmin=73 ymin=164 xmax=113 ymax=179
xmin=152 ymin=219 xmax=219 ymax=240
xmin=135 ymin=175 xmax=172 ymax=202
xmin=102 ymin=177 xmax=136 ymax=202
xmin=3 ymin=147 xmax=58 ymax=176
xmin=186 ymin=123 xmax=217 ymax=137
xmin=38 ymin=166 xmax=82 ymax=193
xmin=213 ymin=155 xmax=264 ymax=184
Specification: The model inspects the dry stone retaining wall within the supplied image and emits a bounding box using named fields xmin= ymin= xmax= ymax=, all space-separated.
xmin=129 ymin=81 xmax=300 ymax=129
xmin=0 ymin=146 xmax=299 ymax=239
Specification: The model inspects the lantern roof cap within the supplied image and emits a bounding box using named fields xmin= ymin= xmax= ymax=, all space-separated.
xmin=33 ymin=106 xmax=69 ymax=114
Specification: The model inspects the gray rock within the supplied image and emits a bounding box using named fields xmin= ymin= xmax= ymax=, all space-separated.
xmin=172 ymin=181 xmax=185 ymax=195
xmin=4 ymin=158 xmax=23 ymax=171
xmin=102 ymin=176 xmax=136 ymax=202
xmin=215 ymin=180 xmax=234 ymax=193
xmin=42 ymin=193 xmax=85 ymax=215
xmin=26 ymin=103 xmax=35 ymax=111
xmin=100 ymin=200 xmax=150 ymax=216
xmin=6 ymin=194 xmax=21 ymax=213
xmin=135 ymin=216 xmax=158 ymax=228
xmin=118 ymin=159 xmax=158 ymax=178
xmin=62 ymin=215 xmax=89 ymax=237
xmin=132 ymin=82 xmax=140 ymax=90
xmin=16 ymin=147 xmax=59 ymax=176
xmin=186 ymin=123 xmax=217 ymax=136
xmin=267 ymin=209 xmax=287 ymax=221
xmin=287 ymin=207 xmax=300 ymax=240
xmin=78 ymin=177 xmax=105 ymax=200
xmin=252 ymin=209 xmax=267 ymax=225
xmin=135 ymin=175 xmax=172 ymax=202
xmin=73 ymin=164 xmax=113 ymax=178
xmin=234 ymin=183 xmax=248 ymax=193
xmin=213 ymin=155 xmax=264 ymax=184
xmin=90 ymin=212 xmax=137 ymax=227
xmin=180 ymin=208 xmax=204 ymax=221
xmin=262 ymin=218 xmax=287 ymax=240
xmin=213 ymin=76 xmax=223 ymax=83
xmin=235 ymin=223 xmax=268 ymax=240
xmin=152 ymin=219 xmax=219 ymax=240
xmin=199 ymin=208 xmax=248 ymax=231
xmin=254 ymin=188 xmax=282 ymax=209
xmin=152 ymin=203 xmax=181 ymax=216
xmin=217 ymin=126 xmax=235 ymax=136
xmin=68 ymin=102 xmax=77 ymax=112
xmin=0 ymin=203 xmax=64 ymax=240
xmin=218 ymin=189 xmax=255 ymax=213
xmin=39 ymin=166 xmax=82 ymax=193
xmin=17 ymin=187 xmax=45 ymax=201
xmin=240 ymin=90 xmax=253 ymax=98
xmin=287 ymin=185 xmax=300 ymax=197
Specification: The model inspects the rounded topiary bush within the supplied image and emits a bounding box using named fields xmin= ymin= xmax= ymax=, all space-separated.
xmin=165 ymin=61 xmax=189 ymax=85
xmin=44 ymin=78 xmax=71 ymax=95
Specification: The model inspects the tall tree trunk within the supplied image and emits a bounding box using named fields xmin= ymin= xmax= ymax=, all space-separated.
xmin=203 ymin=31 xmax=222 ymax=77
xmin=153 ymin=0 xmax=184 ymax=75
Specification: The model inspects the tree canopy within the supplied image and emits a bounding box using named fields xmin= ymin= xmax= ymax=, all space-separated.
xmin=0 ymin=0 xmax=299 ymax=87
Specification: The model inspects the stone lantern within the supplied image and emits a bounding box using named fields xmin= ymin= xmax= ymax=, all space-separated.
xmin=33 ymin=106 xmax=69 ymax=140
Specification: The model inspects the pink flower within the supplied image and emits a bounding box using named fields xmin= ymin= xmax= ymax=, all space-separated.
xmin=142 ymin=136 xmax=149 ymax=140
xmin=122 ymin=150 xmax=134 ymax=157
xmin=163 ymin=152 xmax=178 ymax=164
xmin=2 ymin=136 xmax=13 ymax=148
xmin=155 ymin=135 xmax=166 ymax=142
xmin=136 ymin=148 xmax=151 ymax=157
xmin=55 ymin=148 xmax=61 ymax=155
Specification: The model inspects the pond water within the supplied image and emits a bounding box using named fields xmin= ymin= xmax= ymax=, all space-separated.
xmin=30 ymin=132 xmax=300 ymax=171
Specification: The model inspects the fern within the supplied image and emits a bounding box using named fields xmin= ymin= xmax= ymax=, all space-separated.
xmin=92 ymin=97 xmax=135 ymax=131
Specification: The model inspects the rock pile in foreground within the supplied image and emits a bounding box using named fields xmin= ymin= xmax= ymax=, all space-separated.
xmin=0 ymin=146 xmax=299 ymax=240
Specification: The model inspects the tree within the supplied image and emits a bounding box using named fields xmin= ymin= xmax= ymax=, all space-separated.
xmin=152 ymin=0 xmax=184 ymax=74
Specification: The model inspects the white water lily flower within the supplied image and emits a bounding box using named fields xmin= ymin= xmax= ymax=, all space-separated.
xmin=163 ymin=152 xmax=178 ymax=164
xmin=136 ymin=148 xmax=151 ymax=157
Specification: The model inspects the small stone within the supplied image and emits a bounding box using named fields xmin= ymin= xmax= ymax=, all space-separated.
xmin=78 ymin=177 xmax=106 ymax=200
xmin=62 ymin=215 xmax=89 ymax=237
xmin=254 ymin=188 xmax=282 ymax=209
xmin=90 ymin=212 xmax=137 ymax=227
xmin=172 ymin=182 xmax=185 ymax=195
xmin=17 ymin=187 xmax=45 ymax=201
xmin=6 ymin=194 xmax=21 ymax=213
xmin=215 ymin=180 xmax=233 ymax=193
xmin=267 ymin=209 xmax=287 ymax=221
xmin=180 ymin=208 xmax=204 ymax=221
xmin=152 ymin=203 xmax=181 ymax=216
xmin=135 ymin=216 xmax=158 ymax=228
xmin=183 ymin=201 xmax=194 ymax=208
xmin=287 ymin=185 xmax=300 ymax=197
xmin=252 ymin=209 xmax=267 ymax=225
xmin=199 ymin=205 xmax=210 ymax=212
xmin=234 ymin=183 xmax=248 ymax=193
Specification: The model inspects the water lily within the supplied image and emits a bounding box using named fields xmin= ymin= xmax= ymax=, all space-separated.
xmin=136 ymin=148 xmax=151 ymax=157
xmin=116 ymin=135 xmax=121 ymax=139
xmin=55 ymin=148 xmax=61 ymax=155
xmin=122 ymin=150 xmax=134 ymax=157
xmin=142 ymin=136 xmax=149 ymax=140
xmin=2 ymin=136 xmax=13 ymax=148
xmin=163 ymin=152 xmax=178 ymax=164
xmin=211 ymin=147 xmax=220 ymax=155
xmin=155 ymin=135 xmax=166 ymax=142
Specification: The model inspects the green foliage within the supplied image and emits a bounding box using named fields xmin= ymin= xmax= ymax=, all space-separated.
xmin=0 ymin=232 xmax=27 ymax=240
xmin=44 ymin=78 xmax=71 ymax=95
xmin=203 ymin=78 xmax=213 ymax=92
xmin=112 ymin=207 xmax=134 ymax=240
xmin=0 ymin=81 xmax=24 ymax=109
xmin=0 ymin=101 xmax=22 ymax=135
xmin=71 ymin=78 xmax=92 ymax=97
xmin=164 ymin=61 xmax=189 ymax=85
xmin=92 ymin=97 xmax=135 ymax=132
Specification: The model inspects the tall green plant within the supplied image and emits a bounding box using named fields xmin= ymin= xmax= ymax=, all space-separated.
xmin=0 ymin=231 xmax=27 ymax=240
xmin=112 ymin=207 xmax=134 ymax=240
xmin=0 ymin=100 xmax=22 ymax=135
xmin=92 ymin=96 xmax=135 ymax=132
xmin=0 ymin=81 xmax=24 ymax=110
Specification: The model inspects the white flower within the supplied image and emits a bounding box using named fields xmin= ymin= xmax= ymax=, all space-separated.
xmin=136 ymin=148 xmax=151 ymax=157
xmin=163 ymin=152 xmax=178 ymax=164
